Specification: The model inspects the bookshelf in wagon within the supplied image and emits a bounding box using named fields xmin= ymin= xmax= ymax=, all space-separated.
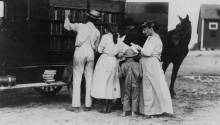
xmin=96 ymin=11 xmax=124 ymax=34
xmin=49 ymin=6 xmax=87 ymax=51
xmin=49 ymin=8 xmax=124 ymax=51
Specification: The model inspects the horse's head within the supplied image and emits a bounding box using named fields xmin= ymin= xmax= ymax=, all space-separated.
xmin=176 ymin=15 xmax=191 ymax=35
xmin=169 ymin=15 xmax=192 ymax=47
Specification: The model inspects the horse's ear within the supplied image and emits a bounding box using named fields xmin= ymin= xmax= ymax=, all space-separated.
xmin=178 ymin=15 xmax=183 ymax=21
xmin=186 ymin=14 xmax=189 ymax=20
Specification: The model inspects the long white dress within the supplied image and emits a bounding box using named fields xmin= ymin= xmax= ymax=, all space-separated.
xmin=139 ymin=34 xmax=173 ymax=115
xmin=91 ymin=33 xmax=120 ymax=99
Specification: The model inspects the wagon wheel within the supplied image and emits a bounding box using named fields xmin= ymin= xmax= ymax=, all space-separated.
xmin=34 ymin=86 xmax=62 ymax=96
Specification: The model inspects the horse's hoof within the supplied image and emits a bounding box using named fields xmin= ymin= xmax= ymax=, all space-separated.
xmin=170 ymin=90 xmax=176 ymax=98
xmin=171 ymin=94 xmax=175 ymax=99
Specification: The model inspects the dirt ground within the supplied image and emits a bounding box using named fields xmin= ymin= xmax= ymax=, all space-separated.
xmin=1 ymin=50 xmax=220 ymax=125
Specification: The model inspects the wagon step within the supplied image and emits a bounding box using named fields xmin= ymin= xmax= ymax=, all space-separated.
xmin=0 ymin=81 xmax=67 ymax=90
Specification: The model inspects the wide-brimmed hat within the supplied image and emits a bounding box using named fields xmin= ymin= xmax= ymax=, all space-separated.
xmin=124 ymin=49 xmax=138 ymax=58
xmin=86 ymin=10 xmax=101 ymax=20
xmin=141 ymin=20 xmax=159 ymax=30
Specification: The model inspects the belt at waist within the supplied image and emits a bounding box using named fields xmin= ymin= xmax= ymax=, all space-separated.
xmin=103 ymin=52 xmax=115 ymax=57
xmin=75 ymin=40 xmax=92 ymax=48
xmin=142 ymin=55 xmax=161 ymax=61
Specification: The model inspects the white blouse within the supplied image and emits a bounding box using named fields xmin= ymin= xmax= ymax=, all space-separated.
xmin=141 ymin=34 xmax=163 ymax=59
xmin=64 ymin=18 xmax=100 ymax=48
xmin=98 ymin=33 xmax=118 ymax=56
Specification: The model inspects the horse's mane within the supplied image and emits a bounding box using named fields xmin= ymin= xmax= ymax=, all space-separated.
xmin=160 ymin=17 xmax=192 ymax=51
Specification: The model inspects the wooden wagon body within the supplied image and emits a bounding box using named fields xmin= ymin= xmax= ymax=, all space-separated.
xmin=0 ymin=0 xmax=125 ymax=96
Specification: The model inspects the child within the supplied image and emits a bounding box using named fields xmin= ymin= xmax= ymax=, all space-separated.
xmin=119 ymin=49 xmax=143 ymax=117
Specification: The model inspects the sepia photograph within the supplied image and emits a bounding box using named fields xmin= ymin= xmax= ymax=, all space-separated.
xmin=0 ymin=0 xmax=220 ymax=125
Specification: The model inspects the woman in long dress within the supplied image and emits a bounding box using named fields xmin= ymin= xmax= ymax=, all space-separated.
xmin=91 ymin=25 xmax=120 ymax=113
xmin=132 ymin=21 xmax=173 ymax=117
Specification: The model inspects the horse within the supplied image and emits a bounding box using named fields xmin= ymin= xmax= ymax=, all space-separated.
xmin=160 ymin=15 xmax=192 ymax=98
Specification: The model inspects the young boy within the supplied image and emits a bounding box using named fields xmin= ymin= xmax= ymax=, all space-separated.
xmin=119 ymin=49 xmax=142 ymax=117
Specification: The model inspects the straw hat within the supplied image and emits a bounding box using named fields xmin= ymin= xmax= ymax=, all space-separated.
xmin=124 ymin=49 xmax=138 ymax=58
xmin=86 ymin=10 xmax=101 ymax=20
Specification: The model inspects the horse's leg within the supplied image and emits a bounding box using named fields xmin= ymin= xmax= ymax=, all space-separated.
xmin=162 ymin=60 xmax=170 ymax=73
xmin=170 ymin=64 xmax=181 ymax=98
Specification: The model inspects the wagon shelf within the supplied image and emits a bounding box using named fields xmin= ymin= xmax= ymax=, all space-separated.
xmin=0 ymin=81 xmax=67 ymax=90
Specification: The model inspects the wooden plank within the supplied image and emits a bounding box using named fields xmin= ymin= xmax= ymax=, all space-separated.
xmin=200 ymin=19 xmax=204 ymax=50
xmin=90 ymin=0 xmax=124 ymax=12
xmin=125 ymin=2 xmax=168 ymax=24
xmin=0 ymin=81 xmax=67 ymax=90
xmin=49 ymin=0 xmax=87 ymax=9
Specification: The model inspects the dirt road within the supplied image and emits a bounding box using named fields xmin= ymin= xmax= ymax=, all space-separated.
xmin=0 ymin=51 xmax=220 ymax=125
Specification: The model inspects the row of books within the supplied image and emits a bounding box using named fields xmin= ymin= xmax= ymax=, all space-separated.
xmin=49 ymin=7 xmax=123 ymax=51
xmin=50 ymin=22 xmax=119 ymax=35
xmin=50 ymin=8 xmax=122 ymax=24
xmin=50 ymin=23 xmax=64 ymax=35
xmin=50 ymin=22 xmax=76 ymax=35
xmin=49 ymin=24 xmax=119 ymax=50
xmin=99 ymin=12 xmax=122 ymax=24
xmin=42 ymin=70 xmax=56 ymax=83
xmin=49 ymin=37 xmax=74 ymax=50
xmin=50 ymin=9 xmax=86 ymax=22
xmin=49 ymin=37 xmax=61 ymax=50
xmin=64 ymin=38 xmax=75 ymax=49
xmin=97 ymin=25 xmax=118 ymax=34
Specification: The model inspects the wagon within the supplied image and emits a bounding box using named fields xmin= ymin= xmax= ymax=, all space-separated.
xmin=0 ymin=0 xmax=78 ymax=97
xmin=0 ymin=0 xmax=124 ymax=97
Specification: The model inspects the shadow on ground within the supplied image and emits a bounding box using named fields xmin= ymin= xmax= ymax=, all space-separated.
xmin=0 ymin=88 xmax=71 ymax=108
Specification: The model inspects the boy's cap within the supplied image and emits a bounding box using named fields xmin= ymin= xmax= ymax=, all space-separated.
xmin=124 ymin=49 xmax=138 ymax=58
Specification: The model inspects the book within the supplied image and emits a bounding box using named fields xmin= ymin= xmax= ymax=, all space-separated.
xmin=44 ymin=70 xmax=57 ymax=74
xmin=59 ymin=23 xmax=63 ymax=35
xmin=42 ymin=74 xmax=55 ymax=78
xmin=54 ymin=10 xmax=58 ymax=20
xmin=50 ymin=23 xmax=53 ymax=35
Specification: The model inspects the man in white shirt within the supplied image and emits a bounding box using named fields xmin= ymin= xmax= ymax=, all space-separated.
xmin=64 ymin=10 xmax=101 ymax=112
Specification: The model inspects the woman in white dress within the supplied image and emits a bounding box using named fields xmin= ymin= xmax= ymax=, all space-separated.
xmin=91 ymin=25 xmax=120 ymax=113
xmin=132 ymin=21 xmax=173 ymax=117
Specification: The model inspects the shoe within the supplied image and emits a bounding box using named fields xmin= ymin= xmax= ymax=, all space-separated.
xmin=132 ymin=112 xmax=138 ymax=117
xmin=84 ymin=107 xmax=91 ymax=111
xmin=106 ymin=100 xmax=112 ymax=113
xmin=120 ymin=111 xmax=127 ymax=117
xmin=66 ymin=106 xmax=80 ymax=112
xmin=98 ymin=109 xmax=107 ymax=113
xmin=144 ymin=115 xmax=152 ymax=119
xmin=162 ymin=112 xmax=175 ymax=117
xmin=106 ymin=105 xmax=111 ymax=113
xmin=98 ymin=105 xmax=108 ymax=113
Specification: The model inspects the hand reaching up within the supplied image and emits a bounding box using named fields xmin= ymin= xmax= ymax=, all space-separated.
xmin=65 ymin=10 xmax=70 ymax=18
